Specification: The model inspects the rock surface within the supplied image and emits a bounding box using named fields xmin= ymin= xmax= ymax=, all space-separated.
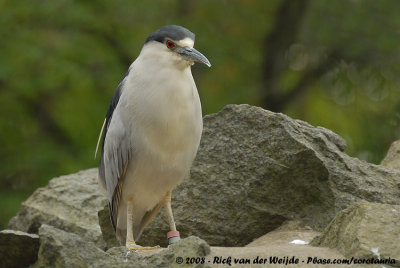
xmin=8 ymin=169 xmax=107 ymax=248
xmin=33 ymin=224 xmax=210 ymax=268
xmin=382 ymin=140 xmax=400 ymax=169
xmin=211 ymin=221 xmax=348 ymax=268
xmin=5 ymin=104 xmax=400 ymax=267
xmin=32 ymin=221 xmax=351 ymax=268
xmin=311 ymin=202 xmax=400 ymax=266
xmin=0 ymin=229 xmax=39 ymax=268
xmin=141 ymin=104 xmax=400 ymax=246
xmin=98 ymin=204 xmax=120 ymax=249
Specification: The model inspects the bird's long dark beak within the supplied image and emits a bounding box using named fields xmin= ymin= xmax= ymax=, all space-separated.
xmin=178 ymin=46 xmax=211 ymax=67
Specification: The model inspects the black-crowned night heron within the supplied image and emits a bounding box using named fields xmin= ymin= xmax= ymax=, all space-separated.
xmin=96 ymin=25 xmax=211 ymax=250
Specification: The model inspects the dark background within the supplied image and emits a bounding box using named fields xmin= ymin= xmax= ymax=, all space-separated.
xmin=1 ymin=0 xmax=399 ymax=228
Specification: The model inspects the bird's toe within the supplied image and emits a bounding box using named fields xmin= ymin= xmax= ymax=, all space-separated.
xmin=127 ymin=244 xmax=161 ymax=251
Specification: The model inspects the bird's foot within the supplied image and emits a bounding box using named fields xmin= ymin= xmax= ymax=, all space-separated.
xmin=126 ymin=243 xmax=160 ymax=251
xmin=167 ymin=230 xmax=181 ymax=245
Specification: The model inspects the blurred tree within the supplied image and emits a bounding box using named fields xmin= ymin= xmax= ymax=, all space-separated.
xmin=261 ymin=0 xmax=310 ymax=111
xmin=259 ymin=0 xmax=400 ymax=162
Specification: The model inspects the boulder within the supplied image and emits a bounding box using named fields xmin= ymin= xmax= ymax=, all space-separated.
xmin=0 ymin=229 xmax=39 ymax=268
xmin=13 ymin=219 xmax=390 ymax=268
xmin=140 ymin=104 xmax=400 ymax=246
xmin=32 ymin=222 xmax=350 ymax=268
xmin=246 ymin=221 xmax=317 ymax=247
xmin=382 ymin=140 xmax=400 ymax=169
xmin=32 ymin=224 xmax=210 ymax=268
xmin=33 ymin=224 xmax=112 ymax=268
xmin=8 ymin=169 xmax=107 ymax=248
xmin=107 ymin=236 xmax=210 ymax=268
xmin=8 ymin=104 xmax=400 ymax=250
xmin=98 ymin=204 xmax=119 ymax=249
xmin=311 ymin=202 xmax=400 ymax=266
xmin=210 ymin=220 xmax=349 ymax=268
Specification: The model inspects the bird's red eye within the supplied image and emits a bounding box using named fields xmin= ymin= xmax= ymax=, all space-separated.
xmin=166 ymin=40 xmax=175 ymax=49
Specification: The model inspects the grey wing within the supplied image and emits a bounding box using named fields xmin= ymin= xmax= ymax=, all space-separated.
xmin=98 ymin=69 xmax=131 ymax=231
xmin=99 ymin=112 xmax=131 ymax=231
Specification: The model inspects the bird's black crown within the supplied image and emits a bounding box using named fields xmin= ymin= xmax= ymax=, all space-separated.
xmin=145 ymin=25 xmax=195 ymax=44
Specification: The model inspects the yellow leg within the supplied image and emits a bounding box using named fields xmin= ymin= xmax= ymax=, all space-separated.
xmin=164 ymin=191 xmax=177 ymax=231
xmin=164 ymin=191 xmax=180 ymax=244
xmin=126 ymin=198 xmax=160 ymax=251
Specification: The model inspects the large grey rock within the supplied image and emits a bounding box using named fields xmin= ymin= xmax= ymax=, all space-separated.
xmin=311 ymin=202 xmax=400 ymax=266
xmin=0 ymin=229 xmax=39 ymax=268
xmin=107 ymin=236 xmax=210 ymax=268
xmin=146 ymin=235 xmax=210 ymax=268
xmin=9 ymin=104 xmax=400 ymax=250
xmin=98 ymin=204 xmax=119 ymax=249
xmin=210 ymin=221 xmax=349 ymax=268
xmin=33 ymin=224 xmax=112 ymax=268
xmin=8 ymin=169 xmax=107 ymax=248
xmin=33 ymin=224 xmax=210 ymax=268
xmin=382 ymin=140 xmax=400 ymax=169
xmin=32 ymin=221 xmax=378 ymax=268
xmin=140 ymin=104 xmax=400 ymax=247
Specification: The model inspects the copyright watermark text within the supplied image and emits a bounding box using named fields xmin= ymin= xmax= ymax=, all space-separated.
xmin=175 ymin=255 xmax=397 ymax=266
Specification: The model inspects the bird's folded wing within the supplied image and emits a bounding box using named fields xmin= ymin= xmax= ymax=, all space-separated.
xmin=99 ymin=114 xmax=132 ymax=230
xmin=98 ymin=70 xmax=131 ymax=230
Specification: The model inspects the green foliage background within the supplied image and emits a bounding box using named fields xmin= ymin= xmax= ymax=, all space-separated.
xmin=1 ymin=0 xmax=399 ymax=229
